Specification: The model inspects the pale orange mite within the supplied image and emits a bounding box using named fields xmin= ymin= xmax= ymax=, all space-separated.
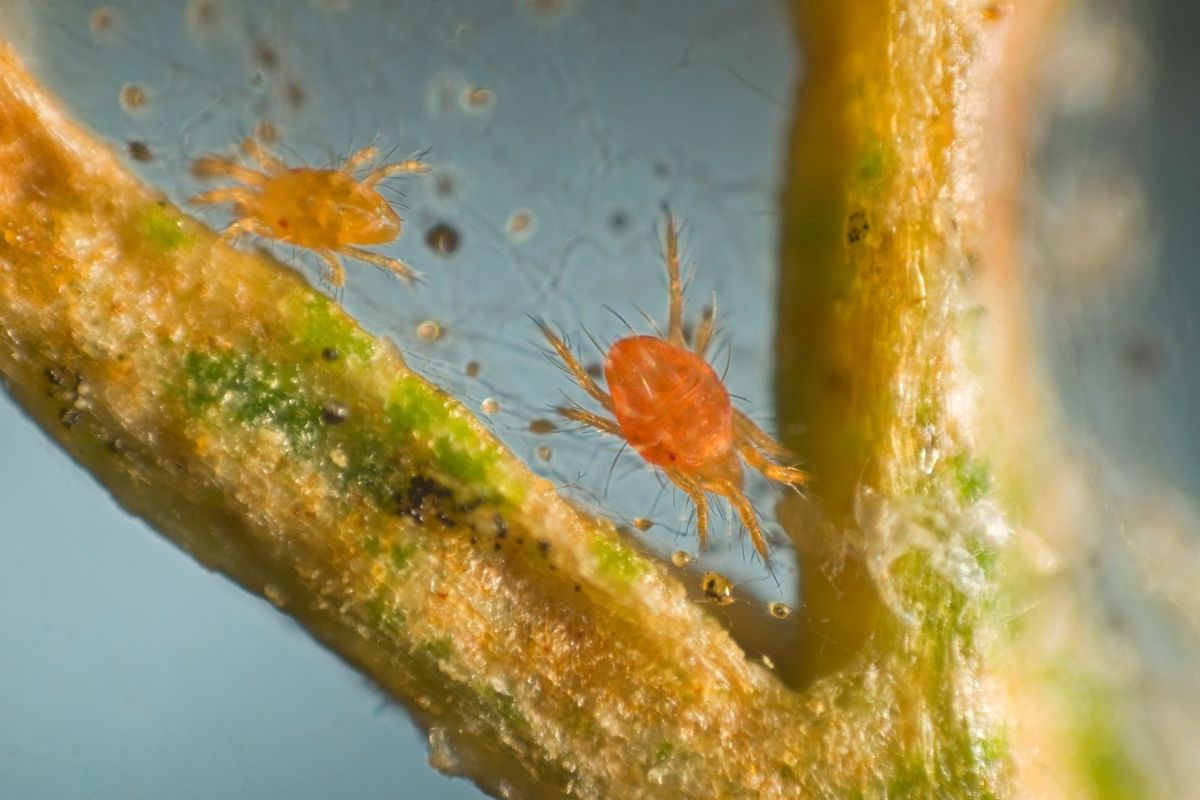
xmin=189 ymin=136 xmax=428 ymax=288
xmin=538 ymin=213 xmax=807 ymax=560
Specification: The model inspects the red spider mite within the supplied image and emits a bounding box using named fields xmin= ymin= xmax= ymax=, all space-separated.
xmin=189 ymin=136 xmax=428 ymax=288
xmin=538 ymin=213 xmax=806 ymax=560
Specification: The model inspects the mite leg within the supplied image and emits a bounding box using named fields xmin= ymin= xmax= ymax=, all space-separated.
xmin=340 ymin=146 xmax=379 ymax=174
xmin=733 ymin=409 xmax=796 ymax=464
xmin=188 ymin=187 xmax=255 ymax=207
xmin=667 ymin=469 xmax=711 ymax=552
xmin=344 ymin=246 xmax=424 ymax=284
xmin=191 ymin=154 xmax=267 ymax=185
xmin=717 ymin=481 xmax=770 ymax=561
xmin=533 ymin=321 xmax=615 ymax=412
xmin=241 ymin=137 xmax=287 ymax=174
xmin=315 ymin=249 xmax=346 ymax=288
xmin=558 ymin=406 xmax=622 ymax=436
xmin=364 ymin=159 xmax=430 ymax=187
xmin=218 ymin=216 xmax=271 ymax=246
xmin=737 ymin=440 xmax=808 ymax=487
xmin=691 ymin=293 xmax=718 ymax=358
xmin=662 ymin=212 xmax=685 ymax=347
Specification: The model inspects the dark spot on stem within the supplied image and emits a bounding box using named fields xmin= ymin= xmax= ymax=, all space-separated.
xmin=321 ymin=402 xmax=348 ymax=424
xmin=393 ymin=475 xmax=455 ymax=523
xmin=847 ymin=210 xmax=870 ymax=244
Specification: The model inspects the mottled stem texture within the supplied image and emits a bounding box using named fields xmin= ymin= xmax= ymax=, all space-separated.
xmin=0 ymin=0 xmax=1154 ymax=797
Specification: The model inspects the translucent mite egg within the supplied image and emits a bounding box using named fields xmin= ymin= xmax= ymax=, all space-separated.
xmin=119 ymin=84 xmax=148 ymax=114
xmin=702 ymin=572 xmax=734 ymax=606
xmin=89 ymin=6 xmax=121 ymax=43
xmin=255 ymin=120 xmax=279 ymax=143
xmin=506 ymin=209 xmax=536 ymax=241
xmin=461 ymin=85 xmax=495 ymax=114
xmin=425 ymin=223 xmax=461 ymax=255
xmin=417 ymin=320 xmax=443 ymax=341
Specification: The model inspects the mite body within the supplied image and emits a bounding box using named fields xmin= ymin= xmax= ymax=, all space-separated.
xmin=190 ymin=137 xmax=427 ymax=288
xmin=605 ymin=336 xmax=736 ymax=477
xmin=539 ymin=213 xmax=806 ymax=560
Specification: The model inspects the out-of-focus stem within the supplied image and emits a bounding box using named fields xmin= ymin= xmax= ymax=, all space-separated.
xmin=777 ymin=1 xmax=1155 ymax=798
xmin=778 ymin=0 xmax=1049 ymax=675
